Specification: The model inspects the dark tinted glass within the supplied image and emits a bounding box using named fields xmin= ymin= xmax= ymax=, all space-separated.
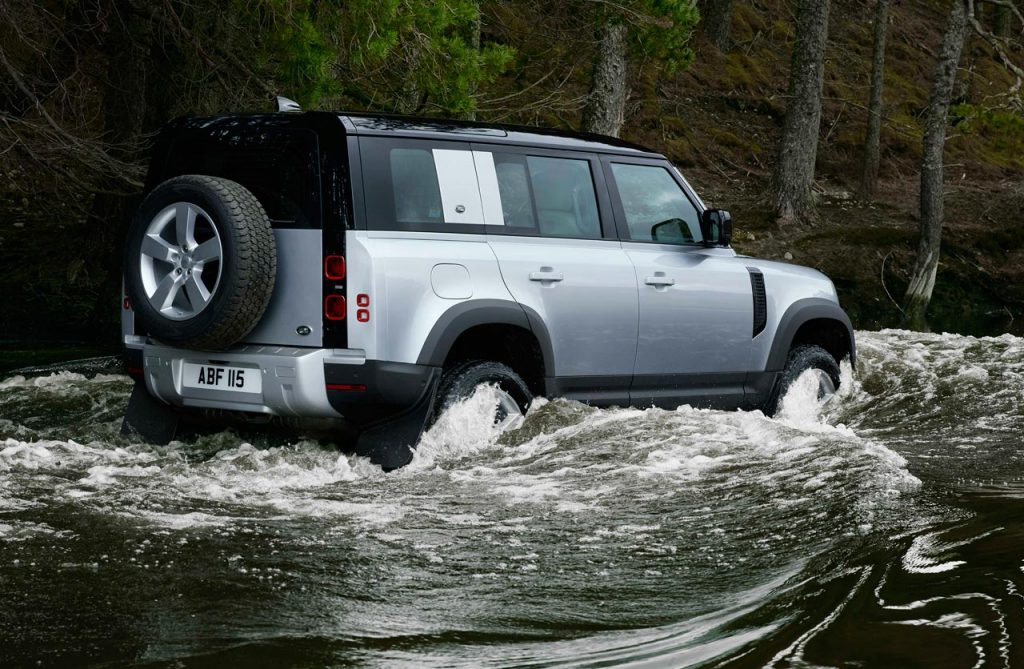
xmin=160 ymin=127 xmax=321 ymax=228
xmin=494 ymin=155 xmax=536 ymax=229
xmin=389 ymin=148 xmax=443 ymax=225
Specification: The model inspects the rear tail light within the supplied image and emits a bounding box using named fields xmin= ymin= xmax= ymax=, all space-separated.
xmin=324 ymin=255 xmax=346 ymax=280
xmin=326 ymin=383 xmax=366 ymax=392
xmin=324 ymin=294 xmax=346 ymax=321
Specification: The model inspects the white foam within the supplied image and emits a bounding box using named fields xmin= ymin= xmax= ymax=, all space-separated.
xmin=410 ymin=384 xmax=521 ymax=470
xmin=0 ymin=371 xmax=124 ymax=391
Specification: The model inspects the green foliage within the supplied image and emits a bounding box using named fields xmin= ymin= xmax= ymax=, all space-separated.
xmin=269 ymin=10 xmax=341 ymax=106
xmin=949 ymin=103 xmax=1024 ymax=169
xmin=218 ymin=0 xmax=344 ymax=108
xmin=581 ymin=0 xmax=699 ymax=73
xmin=338 ymin=0 xmax=515 ymax=115
xmin=217 ymin=0 xmax=515 ymax=114
xmin=632 ymin=0 xmax=700 ymax=73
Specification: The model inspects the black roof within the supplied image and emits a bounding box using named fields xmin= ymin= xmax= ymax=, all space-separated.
xmin=340 ymin=112 xmax=661 ymax=157
xmin=162 ymin=111 xmax=662 ymax=158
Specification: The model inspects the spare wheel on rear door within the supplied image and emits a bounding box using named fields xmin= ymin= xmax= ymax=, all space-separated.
xmin=124 ymin=175 xmax=277 ymax=351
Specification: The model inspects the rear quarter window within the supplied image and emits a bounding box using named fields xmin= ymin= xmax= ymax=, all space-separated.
xmin=359 ymin=136 xmax=490 ymax=233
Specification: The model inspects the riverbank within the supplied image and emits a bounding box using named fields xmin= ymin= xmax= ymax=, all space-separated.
xmin=703 ymin=172 xmax=1024 ymax=337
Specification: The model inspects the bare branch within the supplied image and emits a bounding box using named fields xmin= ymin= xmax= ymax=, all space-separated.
xmin=967 ymin=0 xmax=1024 ymax=101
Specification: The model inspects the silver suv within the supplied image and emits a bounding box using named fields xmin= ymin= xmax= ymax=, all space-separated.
xmin=121 ymin=111 xmax=855 ymax=469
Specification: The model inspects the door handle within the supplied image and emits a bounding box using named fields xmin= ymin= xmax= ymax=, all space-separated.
xmin=644 ymin=276 xmax=675 ymax=287
xmin=529 ymin=270 xmax=564 ymax=283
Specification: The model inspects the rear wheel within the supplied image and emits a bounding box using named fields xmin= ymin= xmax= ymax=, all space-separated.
xmin=764 ymin=345 xmax=841 ymax=416
xmin=433 ymin=361 xmax=533 ymax=430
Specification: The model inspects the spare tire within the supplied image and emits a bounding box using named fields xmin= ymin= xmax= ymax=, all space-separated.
xmin=124 ymin=175 xmax=276 ymax=351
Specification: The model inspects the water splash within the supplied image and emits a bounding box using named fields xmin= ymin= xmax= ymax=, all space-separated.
xmin=1 ymin=330 xmax=1021 ymax=667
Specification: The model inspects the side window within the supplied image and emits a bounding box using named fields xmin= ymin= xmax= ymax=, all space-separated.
xmin=389 ymin=148 xmax=443 ymax=225
xmin=489 ymin=153 xmax=602 ymax=239
xmin=527 ymin=156 xmax=601 ymax=239
xmin=493 ymin=156 xmax=536 ymax=229
xmin=361 ymin=138 xmax=486 ymax=231
xmin=610 ymin=163 xmax=702 ymax=244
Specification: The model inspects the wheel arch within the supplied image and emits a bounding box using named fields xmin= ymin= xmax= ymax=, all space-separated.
xmin=766 ymin=298 xmax=856 ymax=371
xmin=415 ymin=299 xmax=554 ymax=395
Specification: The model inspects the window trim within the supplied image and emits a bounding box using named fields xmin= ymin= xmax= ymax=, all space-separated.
xmin=471 ymin=143 xmax=619 ymax=241
xmin=600 ymin=155 xmax=709 ymax=247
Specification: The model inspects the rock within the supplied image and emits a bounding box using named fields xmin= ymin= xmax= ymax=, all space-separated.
xmin=784 ymin=251 xmax=793 ymax=260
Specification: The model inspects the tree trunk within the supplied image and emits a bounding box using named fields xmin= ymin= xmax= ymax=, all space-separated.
xmin=858 ymin=0 xmax=890 ymax=200
xmin=993 ymin=4 xmax=1011 ymax=37
xmin=772 ymin=0 xmax=831 ymax=225
xmin=396 ymin=56 xmax=422 ymax=115
xmin=581 ymin=21 xmax=628 ymax=138
xmin=464 ymin=6 xmax=482 ymax=121
xmin=700 ymin=0 xmax=734 ymax=51
xmin=902 ymin=0 xmax=969 ymax=330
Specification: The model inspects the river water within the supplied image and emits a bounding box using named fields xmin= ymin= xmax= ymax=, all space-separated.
xmin=1 ymin=329 xmax=1022 ymax=668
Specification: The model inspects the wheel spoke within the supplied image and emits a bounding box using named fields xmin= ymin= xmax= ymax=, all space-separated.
xmin=141 ymin=234 xmax=178 ymax=262
xmin=493 ymin=387 xmax=524 ymax=430
xmin=140 ymin=201 xmax=220 ymax=320
xmin=175 ymin=203 xmax=197 ymax=248
xmin=151 ymin=273 xmax=182 ymax=311
xmin=191 ymin=238 xmax=220 ymax=263
xmin=184 ymin=274 xmax=211 ymax=309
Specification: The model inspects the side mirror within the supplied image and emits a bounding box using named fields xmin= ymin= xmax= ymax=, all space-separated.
xmin=700 ymin=209 xmax=732 ymax=247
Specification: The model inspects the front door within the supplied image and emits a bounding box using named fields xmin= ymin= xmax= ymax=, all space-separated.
xmin=603 ymin=158 xmax=753 ymax=409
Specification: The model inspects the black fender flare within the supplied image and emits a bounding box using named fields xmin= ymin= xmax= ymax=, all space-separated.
xmin=766 ymin=298 xmax=856 ymax=371
xmin=415 ymin=299 xmax=555 ymax=375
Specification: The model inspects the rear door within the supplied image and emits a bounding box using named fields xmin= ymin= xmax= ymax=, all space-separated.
xmin=602 ymin=157 xmax=753 ymax=409
xmin=474 ymin=145 xmax=638 ymax=405
xmin=155 ymin=123 xmax=325 ymax=348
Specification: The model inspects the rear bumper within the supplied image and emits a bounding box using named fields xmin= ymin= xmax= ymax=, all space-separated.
xmin=130 ymin=341 xmax=438 ymax=426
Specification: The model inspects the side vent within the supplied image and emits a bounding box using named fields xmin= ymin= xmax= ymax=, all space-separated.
xmin=747 ymin=267 xmax=767 ymax=338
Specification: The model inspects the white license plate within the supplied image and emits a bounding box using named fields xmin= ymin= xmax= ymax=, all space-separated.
xmin=182 ymin=362 xmax=262 ymax=394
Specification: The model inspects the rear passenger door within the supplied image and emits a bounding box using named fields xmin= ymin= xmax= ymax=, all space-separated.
xmin=473 ymin=145 xmax=638 ymax=405
xmin=602 ymin=157 xmax=753 ymax=409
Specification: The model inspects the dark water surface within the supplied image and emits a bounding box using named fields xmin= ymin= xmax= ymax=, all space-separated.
xmin=1 ymin=330 xmax=1022 ymax=668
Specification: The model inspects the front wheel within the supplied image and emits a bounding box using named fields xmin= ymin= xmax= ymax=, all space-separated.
xmin=432 ymin=361 xmax=533 ymax=430
xmin=763 ymin=345 xmax=841 ymax=416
